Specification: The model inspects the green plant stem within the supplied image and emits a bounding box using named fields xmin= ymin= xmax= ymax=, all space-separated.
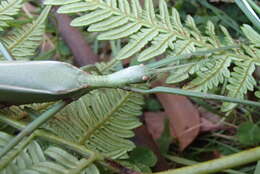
xmin=35 ymin=130 xmax=103 ymax=160
xmin=0 ymin=133 xmax=35 ymax=170
xmin=235 ymin=0 xmax=260 ymax=30
xmin=67 ymin=157 xmax=97 ymax=174
xmin=124 ymin=87 xmax=260 ymax=108
xmin=199 ymin=0 xmax=241 ymax=33
xmin=155 ymin=146 xmax=260 ymax=174
xmin=0 ymin=42 xmax=15 ymax=61
xmin=165 ymin=155 xmax=247 ymax=174
xmin=0 ymin=115 xmax=103 ymax=160
xmin=247 ymin=0 xmax=260 ymax=14
xmin=0 ymin=100 xmax=70 ymax=159
xmin=147 ymin=45 xmax=240 ymax=69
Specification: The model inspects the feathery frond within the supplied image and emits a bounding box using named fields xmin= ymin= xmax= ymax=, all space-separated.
xmin=44 ymin=63 xmax=144 ymax=159
xmin=222 ymin=60 xmax=256 ymax=111
xmin=42 ymin=0 xmax=260 ymax=111
xmin=0 ymin=132 xmax=99 ymax=174
xmin=0 ymin=0 xmax=23 ymax=31
xmin=45 ymin=88 xmax=143 ymax=159
xmin=0 ymin=6 xmax=51 ymax=60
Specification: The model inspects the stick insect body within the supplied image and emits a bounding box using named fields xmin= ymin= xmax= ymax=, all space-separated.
xmin=0 ymin=61 xmax=150 ymax=105
xmin=0 ymin=42 xmax=259 ymax=108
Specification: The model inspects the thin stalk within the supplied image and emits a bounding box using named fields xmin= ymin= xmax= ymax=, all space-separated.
xmin=235 ymin=0 xmax=260 ymax=30
xmin=35 ymin=130 xmax=103 ymax=160
xmin=165 ymin=155 xmax=248 ymax=174
xmin=0 ymin=115 xmax=26 ymax=129
xmin=199 ymin=0 xmax=241 ymax=33
xmin=0 ymin=115 xmax=102 ymax=160
xmin=247 ymin=0 xmax=260 ymax=14
xmin=0 ymin=42 xmax=15 ymax=61
xmin=155 ymin=146 xmax=260 ymax=174
xmin=67 ymin=157 xmax=97 ymax=174
xmin=123 ymin=87 xmax=260 ymax=108
xmin=0 ymin=133 xmax=35 ymax=170
xmin=0 ymin=100 xmax=70 ymax=159
xmin=147 ymin=45 xmax=240 ymax=69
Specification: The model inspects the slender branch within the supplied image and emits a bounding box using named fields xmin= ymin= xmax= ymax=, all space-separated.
xmin=147 ymin=45 xmax=240 ymax=69
xmin=34 ymin=130 xmax=102 ymax=160
xmin=66 ymin=155 xmax=98 ymax=174
xmin=0 ymin=114 xmax=97 ymax=159
xmin=235 ymin=0 xmax=260 ymax=30
xmin=123 ymin=87 xmax=260 ymax=107
xmin=165 ymin=155 xmax=247 ymax=174
xmin=105 ymin=159 xmax=141 ymax=174
xmin=0 ymin=42 xmax=15 ymax=61
xmin=3 ymin=113 xmax=259 ymax=174
xmin=0 ymin=115 xmax=139 ymax=174
xmin=0 ymin=115 xmax=102 ymax=168
xmin=0 ymin=133 xmax=35 ymax=170
xmin=247 ymin=0 xmax=260 ymax=14
xmin=0 ymin=100 xmax=70 ymax=159
xmin=155 ymin=146 xmax=260 ymax=174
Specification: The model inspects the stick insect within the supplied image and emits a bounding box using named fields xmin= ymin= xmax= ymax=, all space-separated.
xmin=0 ymin=42 xmax=259 ymax=159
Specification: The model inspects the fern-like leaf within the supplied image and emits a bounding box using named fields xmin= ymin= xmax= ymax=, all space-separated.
xmin=116 ymin=28 xmax=158 ymax=59
xmin=222 ymin=60 xmax=256 ymax=111
xmin=43 ymin=0 xmax=260 ymax=112
xmin=0 ymin=0 xmax=23 ymax=31
xmin=256 ymin=91 xmax=260 ymax=99
xmin=0 ymin=6 xmax=51 ymax=60
xmin=0 ymin=132 xmax=99 ymax=174
xmin=185 ymin=56 xmax=231 ymax=92
xmin=43 ymin=62 xmax=144 ymax=159
xmin=45 ymin=88 xmax=143 ymax=159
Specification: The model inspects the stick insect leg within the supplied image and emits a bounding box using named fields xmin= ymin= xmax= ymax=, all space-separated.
xmin=0 ymin=42 xmax=15 ymax=61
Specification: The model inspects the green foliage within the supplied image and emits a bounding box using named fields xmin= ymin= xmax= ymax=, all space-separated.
xmin=144 ymin=98 xmax=163 ymax=112
xmin=156 ymin=120 xmax=172 ymax=155
xmin=0 ymin=5 xmax=50 ymax=60
xmin=236 ymin=122 xmax=260 ymax=146
xmin=44 ymin=0 xmax=260 ymax=112
xmin=129 ymin=147 xmax=157 ymax=167
xmin=0 ymin=0 xmax=23 ymax=31
xmin=0 ymin=0 xmax=260 ymax=173
xmin=254 ymin=161 xmax=260 ymax=174
xmin=256 ymin=91 xmax=260 ymax=99
xmin=43 ymin=63 xmax=145 ymax=159
xmin=127 ymin=146 xmax=157 ymax=173
xmin=0 ymin=132 xmax=99 ymax=174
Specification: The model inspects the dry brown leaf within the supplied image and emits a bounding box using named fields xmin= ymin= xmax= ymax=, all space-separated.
xmin=199 ymin=108 xmax=225 ymax=132
xmin=155 ymin=90 xmax=200 ymax=151
xmin=144 ymin=112 xmax=167 ymax=140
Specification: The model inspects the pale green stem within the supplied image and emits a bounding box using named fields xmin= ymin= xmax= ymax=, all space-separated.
xmin=67 ymin=157 xmax=97 ymax=174
xmin=80 ymin=64 xmax=150 ymax=88
xmin=0 ymin=133 xmax=35 ymax=170
xmin=165 ymin=155 xmax=247 ymax=174
xmin=247 ymin=0 xmax=260 ymax=14
xmin=35 ymin=130 xmax=103 ymax=160
xmin=147 ymin=45 xmax=240 ymax=69
xmin=0 ymin=115 xmax=102 ymax=160
xmin=124 ymin=87 xmax=260 ymax=107
xmin=235 ymin=0 xmax=260 ymax=30
xmin=155 ymin=146 xmax=260 ymax=174
xmin=0 ymin=42 xmax=15 ymax=61
xmin=0 ymin=100 xmax=70 ymax=159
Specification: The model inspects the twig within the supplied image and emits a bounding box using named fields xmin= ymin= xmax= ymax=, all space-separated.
xmin=105 ymin=159 xmax=141 ymax=174
xmin=52 ymin=7 xmax=99 ymax=66
xmin=0 ymin=100 xmax=70 ymax=159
